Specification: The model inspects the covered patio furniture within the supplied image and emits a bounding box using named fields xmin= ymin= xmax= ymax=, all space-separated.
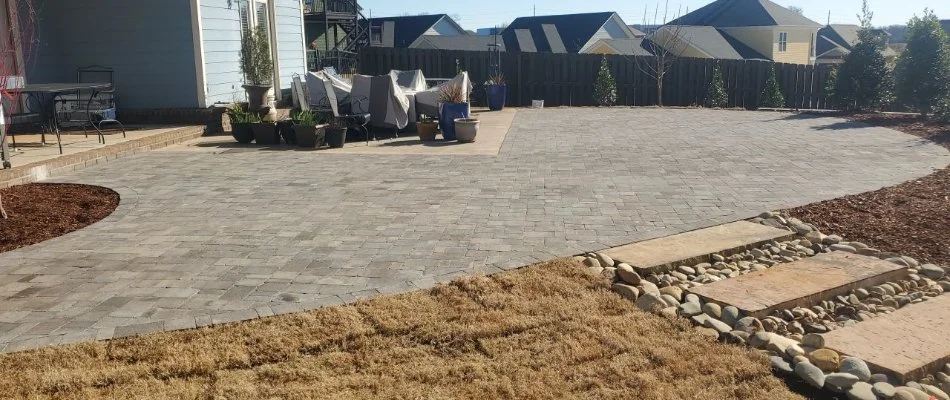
xmin=367 ymin=75 xmax=410 ymax=141
xmin=388 ymin=69 xmax=427 ymax=92
xmin=415 ymin=71 xmax=473 ymax=119
xmin=350 ymin=74 xmax=372 ymax=115
xmin=311 ymin=78 xmax=370 ymax=145
xmin=306 ymin=70 xmax=353 ymax=110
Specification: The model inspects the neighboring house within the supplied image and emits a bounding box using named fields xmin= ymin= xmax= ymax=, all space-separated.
xmin=411 ymin=35 xmax=506 ymax=52
xmin=649 ymin=25 xmax=768 ymax=60
xmin=627 ymin=26 xmax=647 ymax=38
xmin=942 ymin=20 xmax=950 ymax=37
xmin=28 ymin=0 xmax=307 ymax=109
xmin=303 ymin=0 xmax=367 ymax=53
xmin=815 ymin=25 xmax=898 ymax=65
xmin=664 ymin=0 xmax=822 ymax=65
xmin=585 ymin=38 xmax=652 ymax=56
xmin=502 ymin=12 xmax=640 ymax=53
xmin=368 ymin=14 xmax=466 ymax=48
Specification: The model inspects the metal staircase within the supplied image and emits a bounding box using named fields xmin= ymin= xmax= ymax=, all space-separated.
xmin=304 ymin=0 xmax=369 ymax=74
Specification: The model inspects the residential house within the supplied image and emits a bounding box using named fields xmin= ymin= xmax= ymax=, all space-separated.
xmin=502 ymin=12 xmax=641 ymax=53
xmin=649 ymin=25 xmax=768 ymax=60
xmin=585 ymin=38 xmax=652 ymax=56
xmin=942 ymin=20 xmax=950 ymax=37
xmin=663 ymin=0 xmax=823 ymax=65
xmin=815 ymin=25 xmax=898 ymax=65
xmin=411 ymin=35 xmax=506 ymax=52
xmin=303 ymin=0 xmax=369 ymax=71
xmin=26 ymin=0 xmax=307 ymax=109
xmin=368 ymin=14 xmax=467 ymax=48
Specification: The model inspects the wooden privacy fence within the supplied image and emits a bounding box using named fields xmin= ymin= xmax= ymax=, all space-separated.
xmin=358 ymin=47 xmax=838 ymax=110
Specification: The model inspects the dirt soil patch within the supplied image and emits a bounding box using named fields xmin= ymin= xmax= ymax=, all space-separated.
xmin=0 ymin=183 xmax=119 ymax=253
xmin=0 ymin=260 xmax=802 ymax=400
xmin=786 ymin=113 xmax=950 ymax=265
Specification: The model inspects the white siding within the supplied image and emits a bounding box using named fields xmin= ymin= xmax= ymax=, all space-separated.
xmin=200 ymin=0 xmax=247 ymax=105
xmin=423 ymin=18 xmax=464 ymax=36
xmin=274 ymin=0 xmax=306 ymax=98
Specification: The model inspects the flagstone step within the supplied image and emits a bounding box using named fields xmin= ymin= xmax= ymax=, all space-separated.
xmin=687 ymin=252 xmax=908 ymax=318
xmin=602 ymin=221 xmax=796 ymax=275
xmin=823 ymin=294 xmax=950 ymax=382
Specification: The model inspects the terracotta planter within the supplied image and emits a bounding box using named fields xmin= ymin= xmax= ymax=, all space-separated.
xmin=295 ymin=124 xmax=327 ymax=148
xmin=251 ymin=122 xmax=279 ymax=145
xmin=243 ymin=84 xmax=273 ymax=111
xmin=417 ymin=122 xmax=439 ymax=141
xmin=454 ymin=118 xmax=479 ymax=143
xmin=231 ymin=123 xmax=254 ymax=144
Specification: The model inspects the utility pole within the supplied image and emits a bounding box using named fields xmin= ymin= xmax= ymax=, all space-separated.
xmin=827 ymin=10 xmax=831 ymax=25
xmin=533 ymin=4 xmax=536 ymax=16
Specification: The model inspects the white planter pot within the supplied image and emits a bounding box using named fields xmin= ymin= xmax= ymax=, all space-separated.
xmin=454 ymin=118 xmax=479 ymax=143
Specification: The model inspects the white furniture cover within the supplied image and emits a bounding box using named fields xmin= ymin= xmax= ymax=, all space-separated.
xmin=415 ymin=71 xmax=473 ymax=118
xmin=305 ymin=71 xmax=352 ymax=108
xmin=350 ymin=74 xmax=372 ymax=114
xmin=388 ymin=69 xmax=427 ymax=92
xmin=368 ymin=74 xmax=410 ymax=130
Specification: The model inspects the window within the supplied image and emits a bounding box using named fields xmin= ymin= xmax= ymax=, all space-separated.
xmin=778 ymin=32 xmax=788 ymax=53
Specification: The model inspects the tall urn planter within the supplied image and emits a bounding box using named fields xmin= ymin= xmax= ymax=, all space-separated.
xmin=485 ymin=74 xmax=507 ymax=111
xmin=440 ymin=102 xmax=470 ymax=141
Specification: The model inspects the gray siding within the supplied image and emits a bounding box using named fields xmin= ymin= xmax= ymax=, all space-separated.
xmin=200 ymin=0 xmax=247 ymax=105
xmin=29 ymin=0 xmax=199 ymax=109
xmin=274 ymin=0 xmax=306 ymax=97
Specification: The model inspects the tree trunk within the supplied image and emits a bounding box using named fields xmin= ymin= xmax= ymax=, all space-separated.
xmin=657 ymin=77 xmax=664 ymax=107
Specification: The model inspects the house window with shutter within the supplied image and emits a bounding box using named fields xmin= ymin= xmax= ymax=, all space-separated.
xmin=778 ymin=32 xmax=788 ymax=53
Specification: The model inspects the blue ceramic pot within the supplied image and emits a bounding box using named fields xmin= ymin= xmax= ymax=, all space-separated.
xmin=486 ymin=85 xmax=507 ymax=111
xmin=440 ymin=102 xmax=470 ymax=140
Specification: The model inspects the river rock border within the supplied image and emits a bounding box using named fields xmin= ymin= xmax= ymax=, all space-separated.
xmin=578 ymin=212 xmax=950 ymax=400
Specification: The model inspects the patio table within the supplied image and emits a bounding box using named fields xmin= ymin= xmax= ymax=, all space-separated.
xmin=14 ymin=82 xmax=112 ymax=156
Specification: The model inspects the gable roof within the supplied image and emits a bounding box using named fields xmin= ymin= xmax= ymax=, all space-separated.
xmin=654 ymin=26 xmax=766 ymax=60
xmin=817 ymin=24 xmax=898 ymax=59
xmin=627 ymin=25 xmax=647 ymax=38
xmin=502 ymin=12 xmax=632 ymax=53
xmin=668 ymin=0 xmax=821 ymax=28
xmin=411 ymin=35 xmax=506 ymax=52
xmin=590 ymin=38 xmax=653 ymax=55
xmin=369 ymin=14 xmax=464 ymax=48
xmin=941 ymin=20 xmax=950 ymax=36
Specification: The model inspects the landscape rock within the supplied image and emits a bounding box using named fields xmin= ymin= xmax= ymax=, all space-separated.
xmin=840 ymin=357 xmax=872 ymax=382
xmin=694 ymin=327 xmax=720 ymax=340
xmin=921 ymin=384 xmax=950 ymax=400
xmin=660 ymin=294 xmax=681 ymax=307
xmin=795 ymin=362 xmax=827 ymax=389
xmin=770 ymin=356 xmax=794 ymax=374
xmin=721 ymin=306 xmax=740 ymax=327
xmin=802 ymin=333 xmax=825 ymax=349
xmin=684 ymin=293 xmax=701 ymax=304
xmin=640 ymin=281 xmax=660 ymax=296
xmin=611 ymin=283 xmax=639 ymax=301
xmin=921 ymin=264 xmax=946 ymax=280
xmin=830 ymin=244 xmax=858 ymax=253
xmin=873 ymin=382 xmax=897 ymax=398
xmin=636 ymin=293 xmax=667 ymax=312
xmin=659 ymin=307 xmax=678 ymax=319
xmin=826 ymin=372 xmax=861 ymax=392
xmin=615 ymin=263 xmax=642 ymax=285
xmin=847 ymin=382 xmax=876 ymax=400
xmin=810 ymin=348 xmax=841 ymax=372
xmin=749 ymin=331 xmax=772 ymax=349
xmin=734 ymin=317 xmax=763 ymax=334
xmin=678 ymin=301 xmax=703 ymax=317
xmin=702 ymin=302 xmax=722 ymax=318
xmin=594 ymin=253 xmax=615 ymax=269
xmin=659 ymin=286 xmax=683 ymax=302
xmin=703 ymin=317 xmax=733 ymax=334
xmin=895 ymin=387 xmax=932 ymax=400
xmin=586 ymin=266 xmax=605 ymax=275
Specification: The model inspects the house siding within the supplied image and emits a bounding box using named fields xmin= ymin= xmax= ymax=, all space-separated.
xmin=29 ymin=0 xmax=199 ymax=109
xmin=721 ymin=27 xmax=816 ymax=65
xmin=200 ymin=0 xmax=248 ymax=105
xmin=579 ymin=16 xmax=630 ymax=53
xmin=423 ymin=18 xmax=464 ymax=36
xmin=274 ymin=0 xmax=306 ymax=98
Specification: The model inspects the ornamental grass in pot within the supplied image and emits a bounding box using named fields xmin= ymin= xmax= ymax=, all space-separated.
xmin=485 ymin=73 xmax=507 ymax=111
xmin=292 ymin=109 xmax=328 ymax=149
xmin=226 ymin=103 xmax=258 ymax=144
xmin=439 ymin=82 xmax=469 ymax=141
xmin=325 ymin=117 xmax=348 ymax=148
xmin=417 ymin=115 xmax=439 ymax=141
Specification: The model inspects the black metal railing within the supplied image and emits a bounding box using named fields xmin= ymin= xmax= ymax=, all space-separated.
xmin=303 ymin=0 xmax=358 ymax=14
xmin=307 ymin=50 xmax=358 ymax=76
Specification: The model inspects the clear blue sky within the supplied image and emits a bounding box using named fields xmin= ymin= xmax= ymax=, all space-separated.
xmin=359 ymin=0 xmax=948 ymax=30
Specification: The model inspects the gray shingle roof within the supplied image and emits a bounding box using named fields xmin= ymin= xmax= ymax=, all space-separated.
xmin=411 ymin=35 xmax=506 ymax=52
xmin=651 ymin=26 xmax=767 ymax=60
xmin=668 ymin=0 xmax=821 ymax=28
xmin=369 ymin=14 xmax=456 ymax=48
xmin=503 ymin=12 xmax=620 ymax=53
xmin=593 ymin=38 xmax=653 ymax=55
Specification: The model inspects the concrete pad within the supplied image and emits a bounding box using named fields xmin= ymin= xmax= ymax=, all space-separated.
xmin=688 ymin=252 xmax=908 ymax=318
xmin=603 ymin=221 xmax=796 ymax=274
xmin=824 ymin=295 xmax=950 ymax=382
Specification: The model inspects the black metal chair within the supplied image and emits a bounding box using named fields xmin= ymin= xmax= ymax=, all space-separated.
xmin=57 ymin=65 xmax=126 ymax=144
xmin=312 ymin=78 xmax=370 ymax=145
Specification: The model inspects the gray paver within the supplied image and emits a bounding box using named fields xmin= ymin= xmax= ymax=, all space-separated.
xmin=0 ymin=108 xmax=947 ymax=352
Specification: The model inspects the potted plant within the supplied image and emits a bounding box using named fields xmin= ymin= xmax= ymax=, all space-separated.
xmin=417 ymin=114 xmax=439 ymax=141
xmin=293 ymin=109 xmax=328 ymax=149
xmin=454 ymin=117 xmax=479 ymax=143
xmin=439 ymin=82 xmax=469 ymax=141
xmin=325 ymin=117 xmax=348 ymax=148
xmin=276 ymin=119 xmax=296 ymax=145
xmin=485 ymin=73 xmax=507 ymax=111
xmin=251 ymin=119 xmax=279 ymax=145
xmin=226 ymin=103 xmax=257 ymax=144
xmin=240 ymin=26 xmax=275 ymax=112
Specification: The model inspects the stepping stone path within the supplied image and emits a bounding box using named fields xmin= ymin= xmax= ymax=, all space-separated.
xmin=586 ymin=212 xmax=950 ymax=400
xmin=602 ymin=221 xmax=796 ymax=275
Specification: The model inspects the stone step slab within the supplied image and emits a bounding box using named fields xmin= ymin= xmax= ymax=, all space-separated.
xmin=687 ymin=252 xmax=908 ymax=318
xmin=602 ymin=221 xmax=796 ymax=275
xmin=823 ymin=294 xmax=950 ymax=383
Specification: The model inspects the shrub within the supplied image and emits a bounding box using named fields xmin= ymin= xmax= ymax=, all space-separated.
xmin=240 ymin=27 xmax=274 ymax=86
xmin=704 ymin=64 xmax=729 ymax=108
xmin=822 ymin=66 xmax=839 ymax=109
xmin=895 ymin=9 xmax=950 ymax=114
xmin=834 ymin=0 xmax=891 ymax=111
xmin=759 ymin=66 xmax=785 ymax=108
xmin=594 ymin=56 xmax=617 ymax=107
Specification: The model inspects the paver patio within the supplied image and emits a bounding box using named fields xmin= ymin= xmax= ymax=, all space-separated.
xmin=0 ymin=108 xmax=947 ymax=352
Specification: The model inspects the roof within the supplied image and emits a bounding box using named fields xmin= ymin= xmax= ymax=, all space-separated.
xmin=941 ymin=20 xmax=950 ymax=36
xmin=668 ymin=0 xmax=821 ymax=28
xmin=369 ymin=14 xmax=463 ymax=48
xmin=817 ymin=24 xmax=898 ymax=59
xmin=627 ymin=25 xmax=647 ymax=37
xmin=411 ymin=35 xmax=506 ymax=51
xmin=592 ymin=38 xmax=653 ymax=55
xmin=655 ymin=25 xmax=766 ymax=60
xmin=502 ymin=12 xmax=631 ymax=53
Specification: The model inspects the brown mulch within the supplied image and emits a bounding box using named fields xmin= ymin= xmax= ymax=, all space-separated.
xmin=0 ymin=183 xmax=119 ymax=253
xmin=786 ymin=113 xmax=950 ymax=266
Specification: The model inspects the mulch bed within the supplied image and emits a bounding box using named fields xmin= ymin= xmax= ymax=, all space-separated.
xmin=0 ymin=184 xmax=119 ymax=253
xmin=786 ymin=113 xmax=950 ymax=266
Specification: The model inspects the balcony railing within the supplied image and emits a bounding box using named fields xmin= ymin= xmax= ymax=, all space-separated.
xmin=307 ymin=50 xmax=358 ymax=76
xmin=303 ymin=0 xmax=358 ymax=15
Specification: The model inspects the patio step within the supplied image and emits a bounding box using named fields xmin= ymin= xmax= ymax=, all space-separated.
xmin=602 ymin=221 xmax=796 ymax=275
xmin=687 ymin=252 xmax=908 ymax=318
xmin=823 ymin=294 xmax=950 ymax=383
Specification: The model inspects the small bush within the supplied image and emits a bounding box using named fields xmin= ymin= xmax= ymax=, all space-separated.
xmin=704 ymin=64 xmax=729 ymax=108
xmin=759 ymin=66 xmax=785 ymax=108
xmin=895 ymin=9 xmax=950 ymax=114
xmin=594 ymin=56 xmax=617 ymax=107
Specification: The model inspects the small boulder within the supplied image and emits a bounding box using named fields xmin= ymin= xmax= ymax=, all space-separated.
xmin=635 ymin=293 xmax=667 ymax=312
xmin=770 ymin=356 xmax=794 ymax=374
xmin=721 ymin=306 xmax=740 ymax=327
xmin=611 ymin=283 xmax=639 ymax=302
xmin=895 ymin=387 xmax=932 ymax=400
xmin=660 ymin=294 xmax=681 ymax=307
xmin=872 ymin=382 xmax=897 ymax=398
xmin=640 ymin=281 xmax=660 ymax=296
xmin=702 ymin=302 xmax=722 ymax=318
xmin=847 ymin=382 xmax=876 ymax=400
xmin=703 ymin=317 xmax=733 ymax=334
xmin=594 ymin=252 xmax=615 ymax=269
xmin=826 ymin=372 xmax=861 ymax=392
xmin=659 ymin=286 xmax=684 ymax=302
xmin=840 ymin=357 xmax=872 ymax=382
xmin=802 ymin=333 xmax=825 ymax=349
xmin=734 ymin=317 xmax=763 ymax=334
xmin=616 ymin=263 xmax=642 ymax=285
xmin=749 ymin=331 xmax=772 ymax=349
xmin=678 ymin=301 xmax=703 ymax=317
xmin=921 ymin=384 xmax=950 ymax=400
xmin=795 ymin=362 xmax=826 ymax=389
xmin=810 ymin=348 xmax=841 ymax=372
xmin=921 ymin=264 xmax=946 ymax=280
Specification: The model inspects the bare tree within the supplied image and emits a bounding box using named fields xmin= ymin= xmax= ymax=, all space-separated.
xmin=789 ymin=6 xmax=804 ymax=15
xmin=633 ymin=2 xmax=691 ymax=107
